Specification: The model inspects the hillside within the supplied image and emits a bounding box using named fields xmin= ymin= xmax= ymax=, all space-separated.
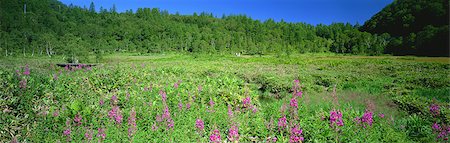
xmin=361 ymin=0 xmax=449 ymax=56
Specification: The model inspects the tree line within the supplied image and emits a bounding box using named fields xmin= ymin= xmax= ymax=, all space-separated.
xmin=0 ymin=0 xmax=399 ymax=62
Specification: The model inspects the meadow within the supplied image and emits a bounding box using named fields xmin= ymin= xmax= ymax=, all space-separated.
xmin=0 ymin=54 xmax=449 ymax=142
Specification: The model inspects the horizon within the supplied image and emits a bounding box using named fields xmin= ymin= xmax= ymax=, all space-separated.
xmin=59 ymin=0 xmax=393 ymax=25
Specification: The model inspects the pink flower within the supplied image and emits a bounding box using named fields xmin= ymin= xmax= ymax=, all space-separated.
xmin=53 ymin=110 xmax=59 ymax=117
xmin=329 ymin=110 xmax=344 ymax=127
xmin=355 ymin=110 xmax=373 ymax=128
xmin=162 ymin=106 xmax=171 ymax=119
xmin=74 ymin=113 xmax=82 ymax=126
xmin=186 ymin=103 xmax=191 ymax=110
xmin=128 ymin=108 xmax=137 ymax=138
xmin=63 ymin=128 xmax=71 ymax=136
xmin=23 ymin=65 xmax=30 ymax=75
xmin=210 ymin=129 xmax=222 ymax=143
xmin=227 ymin=105 xmax=233 ymax=118
xmin=196 ymin=119 xmax=205 ymax=131
xmin=160 ymin=90 xmax=167 ymax=102
xmin=278 ymin=116 xmax=287 ymax=130
xmin=97 ymin=128 xmax=106 ymax=140
xmin=108 ymin=106 xmax=123 ymax=124
xmin=378 ymin=113 xmax=385 ymax=118
xmin=99 ymin=99 xmax=104 ymax=106
xmin=84 ymin=129 xmax=93 ymax=141
xmin=290 ymin=97 xmax=298 ymax=109
xmin=243 ymin=97 xmax=251 ymax=107
xmin=167 ymin=118 xmax=174 ymax=129
xmin=432 ymin=122 xmax=441 ymax=131
xmin=19 ymin=79 xmax=27 ymax=89
xmin=228 ymin=125 xmax=239 ymax=142
xmin=178 ymin=101 xmax=183 ymax=111
xmin=430 ymin=104 xmax=440 ymax=116
xmin=289 ymin=125 xmax=304 ymax=143
xmin=151 ymin=123 xmax=158 ymax=131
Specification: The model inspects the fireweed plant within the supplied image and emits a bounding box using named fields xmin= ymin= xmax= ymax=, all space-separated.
xmin=3 ymin=62 xmax=447 ymax=143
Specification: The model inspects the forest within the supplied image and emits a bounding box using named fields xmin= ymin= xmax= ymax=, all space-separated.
xmin=1 ymin=0 xmax=447 ymax=62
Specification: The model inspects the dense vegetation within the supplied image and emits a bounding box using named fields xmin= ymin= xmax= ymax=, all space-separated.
xmin=361 ymin=0 xmax=449 ymax=56
xmin=0 ymin=54 xmax=449 ymax=142
xmin=1 ymin=0 xmax=396 ymax=62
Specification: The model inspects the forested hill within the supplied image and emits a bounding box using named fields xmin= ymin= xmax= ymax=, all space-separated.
xmin=361 ymin=0 xmax=449 ymax=57
xmin=0 ymin=0 xmax=446 ymax=61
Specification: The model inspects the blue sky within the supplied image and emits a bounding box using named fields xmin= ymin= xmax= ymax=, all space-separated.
xmin=59 ymin=0 xmax=393 ymax=25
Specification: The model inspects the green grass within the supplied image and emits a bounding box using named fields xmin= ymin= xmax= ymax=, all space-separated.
xmin=0 ymin=54 xmax=449 ymax=142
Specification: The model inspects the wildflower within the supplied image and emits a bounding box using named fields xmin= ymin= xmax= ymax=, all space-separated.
xmin=156 ymin=115 xmax=163 ymax=122
xmin=162 ymin=106 xmax=171 ymax=119
xmin=178 ymin=101 xmax=183 ymax=111
xmin=290 ymin=97 xmax=298 ymax=109
xmin=329 ymin=110 xmax=344 ymax=127
xmin=53 ymin=73 xmax=58 ymax=80
xmin=167 ymin=118 xmax=174 ymax=129
xmin=355 ymin=110 xmax=373 ymax=127
xmin=99 ymin=99 xmax=104 ymax=106
xmin=278 ymin=116 xmax=287 ymax=130
xmin=151 ymin=123 xmax=158 ymax=131
xmin=97 ymin=128 xmax=106 ymax=140
xmin=430 ymin=104 xmax=440 ymax=116
xmin=53 ymin=110 xmax=59 ymax=117
xmin=63 ymin=128 xmax=71 ymax=136
xmin=74 ymin=113 xmax=82 ymax=126
xmin=289 ymin=125 xmax=304 ymax=143
xmin=126 ymin=92 xmax=130 ymax=101
xmin=208 ymin=98 xmax=215 ymax=112
xmin=243 ymin=96 xmax=251 ymax=107
xmin=378 ymin=113 xmax=385 ymax=118
xmin=252 ymin=105 xmax=258 ymax=113
xmin=186 ymin=103 xmax=191 ymax=110
xmin=228 ymin=125 xmax=239 ymax=142
xmin=433 ymin=122 xmax=441 ymax=131
xmin=361 ymin=111 xmax=373 ymax=127
xmin=23 ymin=65 xmax=30 ymax=75
xmin=196 ymin=119 xmax=205 ymax=131
xmin=111 ymin=95 xmax=118 ymax=104
xmin=174 ymin=82 xmax=179 ymax=89
xmin=160 ymin=90 xmax=167 ymax=102
xmin=84 ymin=129 xmax=93 ymax=141
xmin=19 ymin=79 xmax=27 ymax=89
xmin=108 ymin=106 xmax=123 ymax=124
xmin=228 ymin=105 xmax=234 ymax=118
xmin=128 ymin=108 xmax=137 ymax=138
xmin=210 ymin=129 xmax=222 ymax=143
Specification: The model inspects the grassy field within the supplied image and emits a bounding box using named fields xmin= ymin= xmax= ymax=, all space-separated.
xmin=0 ymin=54 xmax=449 ymax=142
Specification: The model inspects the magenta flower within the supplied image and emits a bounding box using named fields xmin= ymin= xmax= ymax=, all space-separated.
xmin=289 ymin=125 xmax=304 ymax=143
xmin=228 ymin=105 xmax=233 ymax=118
xmin=186 ymin=103 xmax=191 ymax=110
xmin=430 ymin=104 xmax=440 ymax=116
xmin=108 ymin=106 xmax=123 ymax=124
xmin=243 ymin=97 xmax=251 ymax=107
xmin=251 ymin=105 xmax=258 ymax=113
xmin=162 ymin=106 xmax=171 ymax=119
xmin=156 ymin=115 xmax=163 ymax=122
xmin=196 ymin=119 xmax=205 ymax=131
xmin=74 ymin=113 xmax=82 ymax=126
xmin=178 ymin=101 xmax=183 ymax=111
xmin=355 ymin=110 xmax=373 ymax=128
xmin=278 ymin=116 xmax=287 ymax=130
xmin=23 ymin=65 xmax=30 ymax=75
xmin=160 ymin=90 xmax=167 ymax=102
xmin=84 ymin=129 xmax=93 ymax=141
xmin=99 ymin=99 xmax=104 ymax=106
xmin=433 ymin=122 xmax=441 ymax=131
xmin=174 ymin=83 xmax=179 ymax=89
xmin=63 ymin=128 xmax=71 ymax=136
xmin=290 ymin=97 xmax=298 ymax=109
xmin=97 ymin=128 xmax=106 ymax=140
xmin=167 ymin=118 xmax=174 ymax=129
xmin=111 ymin=95 xmax=118 ymax=104
xmin=128 ymin=108 xmax=137 ymax=138
xmin=210 ymin=129 xmax=222 ymax=143
xmin=227 ymin=125 xmax=239 ymax=142
xmin=329 ymin=110 xmax=344 ymax=127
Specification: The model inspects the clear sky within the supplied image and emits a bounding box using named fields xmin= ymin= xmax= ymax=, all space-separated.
xmin=59 ymin=0 xmax=393 ymax=25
